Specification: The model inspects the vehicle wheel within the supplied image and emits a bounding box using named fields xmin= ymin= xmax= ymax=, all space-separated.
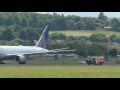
xmin=99 ymin=62 xmax=103 ymax=65
xmin=19 ymin=62 xmax=26 ymax=64
xmin=88 ymin=63 xmax=91 ymax=65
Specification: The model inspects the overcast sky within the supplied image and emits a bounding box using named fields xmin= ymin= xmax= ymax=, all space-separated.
xmin=37 ymin=12 xmax=120 ymax=18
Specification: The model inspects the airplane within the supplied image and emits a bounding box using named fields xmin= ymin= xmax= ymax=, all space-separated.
xmin=0 ymin=25 xmax=52 ymax=64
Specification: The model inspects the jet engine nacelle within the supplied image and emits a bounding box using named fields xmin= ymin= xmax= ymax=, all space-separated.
xmin=14 ymin=55 xmax=26 ymax=64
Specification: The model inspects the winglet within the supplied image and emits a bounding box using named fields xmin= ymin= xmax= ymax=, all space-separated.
xmin=35 ymin=25 xmax=50 ymax=48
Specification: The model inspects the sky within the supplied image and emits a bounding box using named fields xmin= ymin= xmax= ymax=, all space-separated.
xmin=38 ymin=12 xmax=120 ymax=18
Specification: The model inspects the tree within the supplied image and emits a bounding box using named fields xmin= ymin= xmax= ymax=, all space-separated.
xmin=51 ymin=33 xmax=66 ymax=40
xmin=90 ymin=33 xmax=109 ymax=42
xmin=6 ymin=14 xmax=15 ymax=26
xmin=51 ymin=33 xmax=60 ymax=39
xmin=78 ymin=36 xmax=89 ymax=41
xmin=59 ymin=33 xmax=66 ymax=40
xmin=19 ymin=27 xmax=40 ymax=41
xmin=66 ymin=36 xmax=76 ymax=41
xmin=14 ymin=13 xmax=21 ymax=25
xmin=105 ymin=20 xmax=111 ymax=26
xmin=19 ymin=28 xmax=28 ymax=40
xmin=109 ymin=34 xmax=116 ymax=41
xmin=13 ymin=38 xmax=24 ymax=45
xmin=88 ymin=43 xmax=107 ymax=56
xmin=0 ymin=27 xmax=15 ymax=41
xmin=111 ymin=18 xmax=120 ymax=31
xmin=75 ymin=40 xmax=88 ymax=57
xmin=21 ymin=16 xmax=29 ymax=27
xmin=66 ymin=20 xmax=76 ymax=30
xmin=98 ymin=12 xmax=107 ymax=22
xmin=74 ymin=16 xmax=82 ymax=23
xmin=30 ymin=13 xmax=39 ymax=27
xmin=75 ymin=21 xmax=86 ymax=30
xmin=109 ymin=48 xmax=118 ymax=56
xmin=0 ymin=13 xmax=6 ymax=25
xmin=88 ymin=44 xmax=100 ymax=56
xmin=85 ymin=18 xmax=96 ymax=30
xmin=112 ymin=36 xmax=120 ymax=43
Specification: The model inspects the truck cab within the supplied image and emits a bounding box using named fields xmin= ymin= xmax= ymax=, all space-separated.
xmin=86 ymin=56 xmax=104 ymax=65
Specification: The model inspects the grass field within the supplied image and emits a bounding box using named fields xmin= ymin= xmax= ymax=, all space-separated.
xmin=50 ymin=30 xmax=120 ymax=37
xmin=0 ymin=59 xmax=120 ymax=78
xmin=0 ymin=65 xmax=120 ymax=78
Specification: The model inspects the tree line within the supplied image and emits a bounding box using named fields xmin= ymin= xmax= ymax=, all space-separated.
xmin=50 ymin=32 xmax=120 ymax=43
xmin=0 ymin=12 xmax=120 ymax=42
xmin=0 ymin=12 xmax=119 ymax=57
xmin=48 ymin=33 xmax=119 ymax=57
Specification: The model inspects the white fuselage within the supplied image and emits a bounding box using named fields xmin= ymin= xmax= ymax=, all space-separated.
xmin=0 ymin=46 xmax=48 ymax=59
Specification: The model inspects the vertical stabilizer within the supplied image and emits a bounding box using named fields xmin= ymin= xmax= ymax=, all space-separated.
xmin=35 ymin=25 xmax=50 ymax=48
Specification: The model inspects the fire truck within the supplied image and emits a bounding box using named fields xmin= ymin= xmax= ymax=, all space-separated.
xmin=86 ymin=56 xmax=104 ymax=65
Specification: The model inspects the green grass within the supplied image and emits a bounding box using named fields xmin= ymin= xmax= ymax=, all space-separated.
xmin=0 ymin=66 xmax=120 ymax=78
xmin=50 ymin=30 xmax=120 ymax=37
xmin=0 ymin=58 xmax=120 ymax=78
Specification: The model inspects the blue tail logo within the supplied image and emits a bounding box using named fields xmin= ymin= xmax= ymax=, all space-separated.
xmin=35 ymin=25 xmax=50 ymax=48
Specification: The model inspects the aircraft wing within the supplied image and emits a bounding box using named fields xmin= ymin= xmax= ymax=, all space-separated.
xmin=48 ymin=49 xmax=76 ymax=53
xmin=48 ymin=50 xmax=61 ymax=53
xmin=55 ymin=49 xmax=76 ymax=52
